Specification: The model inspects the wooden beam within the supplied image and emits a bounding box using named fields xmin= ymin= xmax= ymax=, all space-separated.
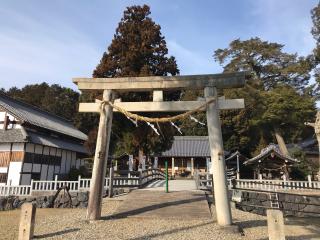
xmin=73 ymin=72 xmax=246 ymax=91
xmin=78 ymin=98 xmax=244 ymax=113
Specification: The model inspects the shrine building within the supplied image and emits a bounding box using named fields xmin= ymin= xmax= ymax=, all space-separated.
xmin=243 ymin=143 xmax=299 ymax=180
xmin=0 ymin=93 xmax=88 ymax=185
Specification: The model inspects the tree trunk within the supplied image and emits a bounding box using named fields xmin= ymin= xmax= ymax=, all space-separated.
xmin=274 ymin=130 xmax=289 ymax=156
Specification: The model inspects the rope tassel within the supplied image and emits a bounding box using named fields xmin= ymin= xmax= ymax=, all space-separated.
xmin=147 ymin=122 xmax=160 ymax=135
xmin=170 ymin=121 xmax=183 ymax=135
xmin=190 ymin=115 xmax=206 ymax=126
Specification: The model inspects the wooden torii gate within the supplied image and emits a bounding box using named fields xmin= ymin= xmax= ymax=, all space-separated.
xmin=73 ymin=72 xmax=246 ymax=226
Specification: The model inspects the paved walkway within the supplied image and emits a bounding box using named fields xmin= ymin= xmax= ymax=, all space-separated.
xmin=112 ymin=189 xmax=211 ymax=220
xmin=110 ymin=180 xmax=210 ymax=220
xmin=143 ymin=179 xmax=197 ymax=192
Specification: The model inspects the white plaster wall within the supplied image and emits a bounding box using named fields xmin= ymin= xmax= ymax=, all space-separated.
xmin=26 ymin=143 xmax=35 ymax=153
xmin=54 ymin=166 xmax=60 ymax=174
xmin=35 ymin=145 xmax=43 ymax=154
xmin=22 ymin=163 xmax=32 ymax=172
xmin=12 ymin=143 xmax=24 ymax=151
xmin=60 ymin=150 xmax=66 ymax=174
xmin=40 ymin=164 xmax=48 ymax=180
xmin=7 ymin=162 xmax=22 ymax=185
xmin=47 ymin=166 xmax=54 ymax=180
xmin=32 ymin=164 xmax=41 ymax=173
xmin=0 ymin=143 xmax=11 ymax=151
xmin=66 ymin=159 xmax=71 ymax=173
xmin=20 ymin=174 xmax=31 ymax=185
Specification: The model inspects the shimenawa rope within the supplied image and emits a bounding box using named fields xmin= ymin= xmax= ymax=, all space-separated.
xmin=99 ymin=98 xmax=215 ymax=123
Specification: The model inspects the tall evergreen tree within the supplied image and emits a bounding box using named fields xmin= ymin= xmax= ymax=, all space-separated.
xmin=311 ymin=2 xmax=320 ymax=95
xmin=91 ymin=5 xmax=179 ymax=160
xmin=213 ymin=38 xmax=316 ymax=156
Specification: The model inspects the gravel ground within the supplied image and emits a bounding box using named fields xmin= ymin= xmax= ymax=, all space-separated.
xmin=0 ymin=197 xmax=319 ymax=240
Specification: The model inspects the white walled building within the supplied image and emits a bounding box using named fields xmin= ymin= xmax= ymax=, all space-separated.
xmin=0 ymin=93 xmax=88 ymax=185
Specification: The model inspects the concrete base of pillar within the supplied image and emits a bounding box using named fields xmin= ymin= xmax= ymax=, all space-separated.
xmin=218 ymin=224 xmax=242 ymax=234
xmin=230 ymin=201 xmax=236 ymax=209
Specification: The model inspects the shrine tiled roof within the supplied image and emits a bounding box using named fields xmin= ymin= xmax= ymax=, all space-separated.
xmin=160 ymin=136 xmax=230 ymax=157
xmin=243 ymin=143 xmax=299 ymax=165
xmin=225 ymin=150 xmax=248 ymax=161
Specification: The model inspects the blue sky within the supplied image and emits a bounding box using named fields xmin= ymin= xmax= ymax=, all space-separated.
xmin=0 ymin=0 xmax=318 ymax=90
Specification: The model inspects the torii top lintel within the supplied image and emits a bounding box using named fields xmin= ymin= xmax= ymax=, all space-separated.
xmin=73 ymin=71 xmax=246 ymax=91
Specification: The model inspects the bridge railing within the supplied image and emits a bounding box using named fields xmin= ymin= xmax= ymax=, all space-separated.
xmin=0 ymin=168 xmax=165 ymax=196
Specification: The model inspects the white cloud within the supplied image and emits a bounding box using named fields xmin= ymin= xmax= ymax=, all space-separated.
xmin=248 ymin=0 xmax=317 ymax=56
xmin=167 ymin=40 xmax=221 ymax=75
xmin=0 ymin=7 xmax=102 ymax=90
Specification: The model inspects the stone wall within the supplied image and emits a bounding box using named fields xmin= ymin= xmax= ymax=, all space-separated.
xmin=0 ymin=188 xmax=127 ymax=211
xmin=0 ymin=191 xmax=89 ymax=211
xmin=235 ymin=191 xmax=320 ymax=217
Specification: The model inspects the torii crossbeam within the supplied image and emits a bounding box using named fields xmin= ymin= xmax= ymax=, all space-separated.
xmin=73 ymin=72 xmax=246 ymax=226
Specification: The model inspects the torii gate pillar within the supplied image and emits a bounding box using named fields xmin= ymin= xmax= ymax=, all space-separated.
xmin=205 ymin=86 xmax=232 ymax=226
xmin=87 ymin=90 xmax=114 ymax=220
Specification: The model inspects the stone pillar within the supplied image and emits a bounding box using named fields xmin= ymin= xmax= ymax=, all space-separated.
xmin=87 ymin=90 xmax=114 ymax=220
xmin=267 ymin=209 xmax=285 ymax=240
xmin=191 ymin=157 xmax=194 ymax=176
xmin=172 ymin=157 xmax=175 ymax=176
xmin=18 ymin=203 xmax=36 ymax=240
xmin=142 ymin=156 xmax=146 ymax=170
xmin=129 ymin=155 xmax=133 ymax=171
xmin=204 ymin=86 xmax=232 ymax=226
xmin=154 ymin=156 xmax=158 ymax=169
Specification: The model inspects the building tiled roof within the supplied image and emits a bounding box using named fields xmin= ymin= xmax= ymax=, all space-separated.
xmin=160 ymin=136 xmax=213 ymax=157
xmin=244 ymin=143 xmax=298 ymax=166
xmin=27 ymin=131 xmax=87 ymax=154
xmin=0 ymin=93 xmax=87 ymax=141
xmin=0 ymin=128 xmax=87 ymax=153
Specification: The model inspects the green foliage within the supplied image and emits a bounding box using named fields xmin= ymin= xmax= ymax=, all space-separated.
xmin=214 ymin=37 xmax=312 ymax=91
xmin=311 ymin=2 xmax=320 ymax=96
xmin=68 ymin=166 xmax=90 ymax=180
xmin=213 ymin=37 xmax=316 ymax=156
xmin=92 ymin=5 xmax=179 ymax=157
xmin=5 ymin=83 xmax=80 ymax=122
xmin=289 ymin=148 xmax=311 ymax=180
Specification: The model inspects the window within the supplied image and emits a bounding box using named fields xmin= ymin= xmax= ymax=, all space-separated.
xmin=0 ymin=173 xmax=7 ymax=183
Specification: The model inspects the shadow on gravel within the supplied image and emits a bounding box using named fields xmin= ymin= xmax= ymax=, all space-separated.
xmin=236 ymin=219 xmax=267 ymax=229
xmin=127 ymin=222 xmax=213 ymax=240
xmin=34 ymin=228 xmax=80 ymax=239
xmin=102 ymin=197 xmax=205 ymax=220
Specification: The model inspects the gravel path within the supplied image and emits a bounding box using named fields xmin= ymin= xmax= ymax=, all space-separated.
xmin=0 ymin=195 xmax=319 ymax=239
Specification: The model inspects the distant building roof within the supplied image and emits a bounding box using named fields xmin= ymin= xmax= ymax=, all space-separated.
xmin=225 ymin=151 xmax=248 ymax=162
xmin=0 ymin=93 xmax=87 ymax=141
xmin=160 ymin=136 xmax=229 ymax=157
xmin=244 ymin=143 xmax=298 ymax=166
xmin=160 ymin=136 xmax=210 ymax=157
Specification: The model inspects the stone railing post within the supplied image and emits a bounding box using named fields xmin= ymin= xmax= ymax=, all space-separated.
xmin=54 ymin=175 xmax=58 ymax=191
xmin=307 ymin=175 xmax=312 ymax=188
xmin=29 ymin=179 xmax=33 ymax=196
xmin=108 ymin=167 xmax=114 ymax=198
xmin=78 ymin=175 xmax=81 ymax=190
